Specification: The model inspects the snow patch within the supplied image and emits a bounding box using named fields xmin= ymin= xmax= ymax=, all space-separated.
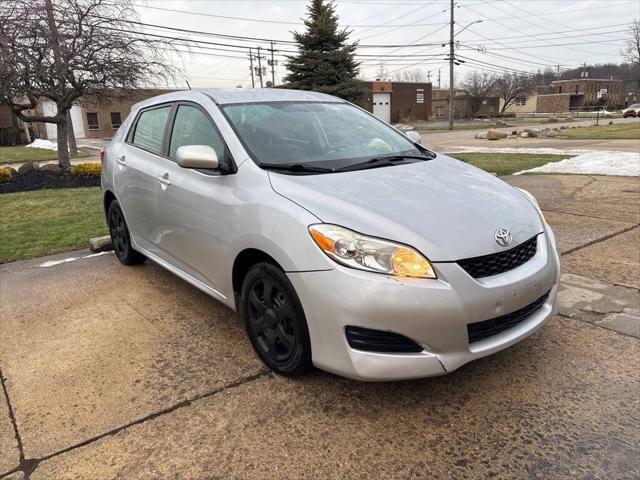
xmin=445 ymin=146 xmax=601 ymax=156
xmin=26 ymin=139 xmax=58 ymax=150
xmin=516 ymin=151 xmax=640 ymax=176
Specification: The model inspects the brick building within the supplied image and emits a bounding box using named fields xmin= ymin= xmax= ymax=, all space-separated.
xmin=431 ymin=89 xmax=500 ymax=120
xmin=550 ymin=79 xmax=623 ymax=106
xmin=502 ymin=79 xmax=625 ymax=114
xmin=360 ymin=81 xmax=432 ymax=123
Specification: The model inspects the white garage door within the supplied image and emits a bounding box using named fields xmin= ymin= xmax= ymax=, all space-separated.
xmin=373 ymin=93 xmax=391 ymax=123
xmin=41 ymin=100 xmax=85 ymax=139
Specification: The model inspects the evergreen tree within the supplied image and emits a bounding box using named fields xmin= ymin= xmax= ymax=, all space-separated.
xmin=283 ymin=0 xmax=362 ymax=102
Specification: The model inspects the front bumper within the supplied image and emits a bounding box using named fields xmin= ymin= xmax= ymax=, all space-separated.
xmin=288 ymin=230 xmax=560 ymax=381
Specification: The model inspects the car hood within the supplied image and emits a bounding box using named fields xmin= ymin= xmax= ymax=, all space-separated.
xmin=268 ymin=154 xmax=544 ymax=262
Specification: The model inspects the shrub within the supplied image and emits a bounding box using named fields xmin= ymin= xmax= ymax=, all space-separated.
xmin=0 ymin=167 xmax=14 ymax=183
xmin=547 ymin=115 xmax=559 ymax=123
xmin=70 ymin=163 xmax=102 ymax=177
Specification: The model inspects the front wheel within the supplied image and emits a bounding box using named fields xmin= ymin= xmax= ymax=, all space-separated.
xmin=240 ymin=262 xmax=312 ymax=376
xmin=107 ymin=200 xmax=146 ymax=265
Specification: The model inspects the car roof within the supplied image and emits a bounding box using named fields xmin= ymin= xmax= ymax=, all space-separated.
xmin=132 ymin=88 xmax=345 ymax=111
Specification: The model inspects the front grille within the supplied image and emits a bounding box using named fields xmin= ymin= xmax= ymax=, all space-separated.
xmin=345 ymin=326 xmax=423 ymax=353
xmin=457 ymin=235 xmax=538 ymax=278
xmin=467 ymin=291 xmax=550 ymax=344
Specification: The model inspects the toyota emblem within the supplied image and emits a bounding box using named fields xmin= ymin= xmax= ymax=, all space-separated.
xmin=494 ymin=228 xmax=512 ymax=247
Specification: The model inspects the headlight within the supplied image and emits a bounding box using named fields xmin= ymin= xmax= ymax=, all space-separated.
xmin=517 ymin=188 xmax=547 ymax=225
xmin=309 ymin=224 xmax=436 ymax=279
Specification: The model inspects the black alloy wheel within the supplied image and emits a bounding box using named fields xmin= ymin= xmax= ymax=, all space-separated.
xmin=107 ymin=200 xmax=146 ymax=265
xmin=241 ymin=262 xmax=312 ymax=376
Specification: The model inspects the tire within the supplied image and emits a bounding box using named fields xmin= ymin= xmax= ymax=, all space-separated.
xmin=240 ymin=262 xmax=312 ymax=376
xmin=107 ymin=200 xmax=146 ymax=265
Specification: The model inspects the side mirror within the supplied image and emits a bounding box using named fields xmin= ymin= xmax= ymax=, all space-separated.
xmin=406 ymin=130 xmax=422 ymax=144
xmin=176 ymin=145 xmax=219 ymax=169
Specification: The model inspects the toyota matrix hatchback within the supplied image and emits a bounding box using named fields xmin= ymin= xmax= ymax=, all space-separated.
xmin=102 ymin=89 xmax=560 ymax=381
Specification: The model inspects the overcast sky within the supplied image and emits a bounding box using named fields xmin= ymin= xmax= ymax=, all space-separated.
xmin=131 ymin=0 xmax=638 ymax=89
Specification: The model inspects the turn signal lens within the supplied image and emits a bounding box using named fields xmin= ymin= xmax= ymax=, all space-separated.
xmin=391 ymin=247 xmax=435 ymax=278
xmin=309 ymin=224 xmax=436 ymax=279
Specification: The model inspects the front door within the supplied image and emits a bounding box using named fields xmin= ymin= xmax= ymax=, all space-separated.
xmin=152 ymin=103 xmax=234 ymax=292
xmin=114 ymin=104 xmax=173 ymax=253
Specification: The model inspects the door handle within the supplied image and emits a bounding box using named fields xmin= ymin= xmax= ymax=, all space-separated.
xmin=157 ymin=174 xmax=172 ymax=186
xmin=116 ymin=155 xmax=126 ymax=166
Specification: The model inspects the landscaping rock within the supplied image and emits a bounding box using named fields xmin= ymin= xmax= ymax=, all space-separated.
xmin=563 ymin=115 xmax=574 ymax=122
xmin=524 ymin=128 xmax=539 ymax=138
xmin=40 ymin=163 xmax=62 ymax=175
xmin=547 ymin=115 xmax=558 ymax=123
xmin=474 ymin=132 xmax=488 ymax=139
xmin=486 ymin=129 xmax=507 ymax=140
xmin=495 ymin=120 xmax=508 ymax=126
xmin=545 ymin=130 xmax=557 ymax=137
xmin=520 ymin=132 xmax=529 ymax=138
xmin=18 ymin=161 xmax=40 ymax=175
xmin=89 ymin=236 xmax=113 ymax=253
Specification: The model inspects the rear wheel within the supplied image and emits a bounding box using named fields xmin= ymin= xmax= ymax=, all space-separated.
xmin=107 ymin=200 xmax=146 ymax=265
xmin=240 ymin=262 xmax=312 ymax=376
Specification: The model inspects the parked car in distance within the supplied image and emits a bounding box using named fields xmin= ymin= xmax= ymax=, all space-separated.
xmin=102 ymin=89 xmax=560 ymax=381
xmin=622 ymin=104 xmax=640 ymax=117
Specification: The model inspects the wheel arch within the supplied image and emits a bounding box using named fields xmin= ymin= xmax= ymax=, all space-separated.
xmin=232 ymin=248 xmax=282 ymax=300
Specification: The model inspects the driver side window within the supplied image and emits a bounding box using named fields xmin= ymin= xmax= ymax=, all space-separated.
xmin=169 ymin=105 xmax=225 ymax=162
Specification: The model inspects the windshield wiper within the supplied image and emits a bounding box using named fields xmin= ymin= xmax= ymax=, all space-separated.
xmin=259 ymin=162 xmax=334 ymax=174
xmin=334 ymin=154 xmax=431 ymax=172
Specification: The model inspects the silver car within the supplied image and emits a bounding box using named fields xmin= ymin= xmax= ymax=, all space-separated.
xmin=101 ymin=89 xmax=560 ymax=381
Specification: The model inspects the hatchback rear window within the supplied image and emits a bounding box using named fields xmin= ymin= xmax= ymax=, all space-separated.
xmin=132 ymin=106 xmax=171 ymax=155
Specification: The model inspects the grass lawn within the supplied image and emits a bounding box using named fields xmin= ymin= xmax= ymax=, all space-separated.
xmin=559 ymin=122 xmax=640 ymax=140
xmin=0 ymin=146 xmax=90 ymax=164
xmin=449 ymin=152 xmax=572 ymax=176
xmin=0 ymin=187 xmax=107 ymax=263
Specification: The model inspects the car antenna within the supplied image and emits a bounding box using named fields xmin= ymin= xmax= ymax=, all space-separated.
xmin=185 ymin=80 xmax=192 ymax=91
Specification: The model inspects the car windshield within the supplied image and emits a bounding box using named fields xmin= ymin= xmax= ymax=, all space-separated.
xmin=629 ymin=104 xmax=640 ymax=108
xmin=221 ymin=101 xmax=427 ymax=169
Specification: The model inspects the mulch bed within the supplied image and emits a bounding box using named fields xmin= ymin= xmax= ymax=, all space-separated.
xmin=0 ymin=171 xmax=100 ymax=193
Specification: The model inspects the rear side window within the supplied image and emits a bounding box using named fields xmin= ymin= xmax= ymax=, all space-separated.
xmin=132 ymin=106 xmax=171 ymax=155
xmin=169 ymin=105 xmax=225 ymax=161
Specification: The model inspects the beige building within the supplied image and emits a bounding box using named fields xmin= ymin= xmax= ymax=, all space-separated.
xmin=32 ymin=89 xmax=181 ymax=140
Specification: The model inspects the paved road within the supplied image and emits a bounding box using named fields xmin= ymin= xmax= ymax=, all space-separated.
xmin=421 ymin=117 xmax=640 ymax=153
xmin=0 ymin=175 xmax=639 ymax=479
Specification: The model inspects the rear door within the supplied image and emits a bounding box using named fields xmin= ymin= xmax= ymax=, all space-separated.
xmin=115 ymin=103 xmax=173 ymax=253
xmin=151 ymin=102 xmax=235 ymax=290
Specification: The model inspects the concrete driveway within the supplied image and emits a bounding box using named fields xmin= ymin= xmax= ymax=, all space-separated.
xmin=1 ymin=174 xmax=639 ymax=479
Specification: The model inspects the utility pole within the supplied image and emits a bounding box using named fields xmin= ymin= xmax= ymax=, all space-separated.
xmin=257 ymin=46 xmax=264 ymax=88
xmin=249 ymin=48 xmax=255 ymax=88
xmin=427 ymin=71 xmax=432 ymax=83
xmin=556 ymin=64 xmax=561 ymax=80
xmin=448 ymin=0 xmax=455 ymax=130
xmin=270 ymin=41 xmax=276 ymax=86
xmin=438 ymin=69 xmax=441 ymax=89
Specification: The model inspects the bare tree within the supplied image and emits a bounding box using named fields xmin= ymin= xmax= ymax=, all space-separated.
xmin=495 ymin=73 xmax=534 ymax=112
xmin=392 ymin=69 xmax=425 ymax=83
xmin=460 ymin=71 xmax=497 ymax=114
xmin=0 ymin=0 xmax=177 ymax=169
xmin=621 ymin=20 xmax=640 ymax=90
